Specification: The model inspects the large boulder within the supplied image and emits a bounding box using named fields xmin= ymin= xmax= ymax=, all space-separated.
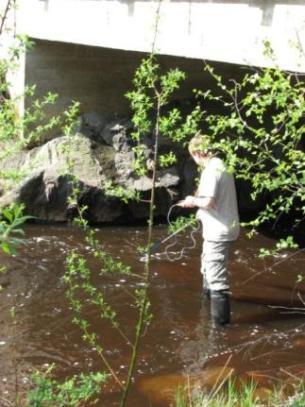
xmin=0 ymin=115 xmax=185 ymax=223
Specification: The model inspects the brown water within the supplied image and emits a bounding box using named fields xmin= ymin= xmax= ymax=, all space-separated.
xmin=0 ymin=224 xmax=305 ymax=406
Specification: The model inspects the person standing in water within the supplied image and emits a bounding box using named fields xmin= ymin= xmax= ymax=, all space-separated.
xmin=178 ymin=134 xmax=240 ymax=325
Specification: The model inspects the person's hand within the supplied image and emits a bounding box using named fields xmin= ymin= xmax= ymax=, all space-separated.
xmin=177 ymin=196 xmax=196 ymax=208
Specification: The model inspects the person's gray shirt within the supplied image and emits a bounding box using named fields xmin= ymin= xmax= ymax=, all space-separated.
xmin=196 ymin=157 xmax=240 ymax=242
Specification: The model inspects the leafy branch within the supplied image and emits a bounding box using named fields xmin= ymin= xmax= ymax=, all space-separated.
xmin=0 ymin=204 xmax=31 ymax=255
xmin=202 ymin=57 xmax=305 ymax=251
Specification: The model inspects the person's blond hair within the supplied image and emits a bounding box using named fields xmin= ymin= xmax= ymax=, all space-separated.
xmin=188 ymin=133 xmax=210 ymax=155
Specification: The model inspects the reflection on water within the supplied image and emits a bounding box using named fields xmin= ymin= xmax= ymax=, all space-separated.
xmin=0 ymin=224 xmax=305 ymax=406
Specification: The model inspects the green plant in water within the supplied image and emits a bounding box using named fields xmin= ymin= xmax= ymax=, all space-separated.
xmin=120 ymin=54 xmax=202 ymax=406
xmin=27 ymin=364 xmax=108 ymax=407
xmin=60 ymin=54 xmax=203 ymax=407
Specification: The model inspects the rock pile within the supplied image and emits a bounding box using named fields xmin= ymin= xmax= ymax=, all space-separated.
xmin=0 ymin=113 xmax=195 ymax=223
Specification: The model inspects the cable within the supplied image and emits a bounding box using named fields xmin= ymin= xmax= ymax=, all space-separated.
xmin=139 ymin=205 xmax=201 ymax=262
xmin=162 ymin=204 xmax=201 ymax=262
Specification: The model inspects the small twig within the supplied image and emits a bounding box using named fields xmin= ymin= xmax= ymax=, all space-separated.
xmin=267 ymin=304 xmax=305 ymax=313
xmin=280 ymin=367 xmax=305 ymax=381
xmin=297 ymin=292 xmax=305 ymax=307
xmin=0 ymin=0 xmax=12 ymax=36
xmin=206 ymin=354 xmax=233 ymax=401
xmin=246 ymin=371 xmax=279 ymax=382
xmin=151 ymin=0 xmax=162 ymax=53
xmin=250 ymin=349 xmax=281 ymax=362
xmin=273 ymin=311 xmax=305 ymax=315
xmin=238 ymin=248 xmax=305 ymax=286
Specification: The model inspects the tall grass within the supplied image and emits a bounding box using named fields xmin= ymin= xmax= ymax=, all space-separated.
xmin=175 ymin=379 xmax=305 ymax=407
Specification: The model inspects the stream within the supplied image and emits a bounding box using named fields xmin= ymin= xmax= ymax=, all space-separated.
xmin=0 ymin=224 xmax=305 ymax=406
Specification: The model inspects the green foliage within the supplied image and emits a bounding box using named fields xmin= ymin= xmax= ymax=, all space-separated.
xmin=0 ymin=35 xmax=34 ymax=87
xmin=1 ymin=10 xmax=64 ymax=152
xmin=27 ymin=364 xmax=107 ymax=407
xmin=101 ymin=55 xmax=203 ymax=204
xmin=291 ymin=391 xmax=305 ymax=407
xmin=1 ymin=10 xmax=114 ymax=406
xmin=103 ymin=180 xmax=141 ymax=203
xmin=1 ymin=32 xmax=63 ymax=164
xmin=59 ymin=54 xmax=203 ymax=407
xmin=176 ymin=379 xmax=305 ymax=407
xmin=175 ymin=379 xmax=259 ymax=407
xmin=0 ymin=33 xmax=59 ymax=252
xmin=258 ymin=236 xmax=298 ymax=258
xmin=202 ymin=60 xmax=305 ymax=243
xmin=0 ymin=204 xmax=32 ymax=255
xmin=65 ymin=249 xmax=129 ymax=336
xmin=0 ymin=168 xmax=28 ymax=184
xmin=134 ymin=287 xmax=153 ymax=327
xmin=0 ymin=18 xmax=112 ymax=405
xmin=62 ymin=100 xmax=148 ymax=401
xmin=62 ymin=100 xmax=81 ymax=138
xmin=168 ymin=214 xmax=197 ymax=234
xmin=170 ymin=106 xmax=203 ymax=144
xmin=126 ymin=55 xmax=203 ymax=177
xmin=159 ymin=151 xmax=177 ymax=168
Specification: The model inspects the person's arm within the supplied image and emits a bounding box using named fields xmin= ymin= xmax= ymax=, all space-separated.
xmin=179 ymin=161 xmax=220 ymax=209
xmin=177 ymin=195 xmax=215 ymax=209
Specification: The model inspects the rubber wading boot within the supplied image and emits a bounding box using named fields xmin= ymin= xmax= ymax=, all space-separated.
xmin=203 ymin=287 xmax=210 ymax=300
xmin=210 ymin=290 xmax=230 ymax=325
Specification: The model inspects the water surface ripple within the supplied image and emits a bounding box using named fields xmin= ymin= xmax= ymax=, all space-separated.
xmin=0 ymin=224 xmax=305 ymax=406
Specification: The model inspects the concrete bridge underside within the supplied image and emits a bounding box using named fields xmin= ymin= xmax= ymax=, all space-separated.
xmin=25 ymin=39 xmax=246 ymax=121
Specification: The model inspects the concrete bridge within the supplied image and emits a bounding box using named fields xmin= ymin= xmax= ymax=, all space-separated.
xmin=2 ymin=0 xmax=305 ymax=118
xmin=18 ymin=0 xmax=305 ymax=70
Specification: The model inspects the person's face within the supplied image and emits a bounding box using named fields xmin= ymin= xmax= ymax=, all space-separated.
xmin=191 ymin=151 xmax=206 ymax=166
